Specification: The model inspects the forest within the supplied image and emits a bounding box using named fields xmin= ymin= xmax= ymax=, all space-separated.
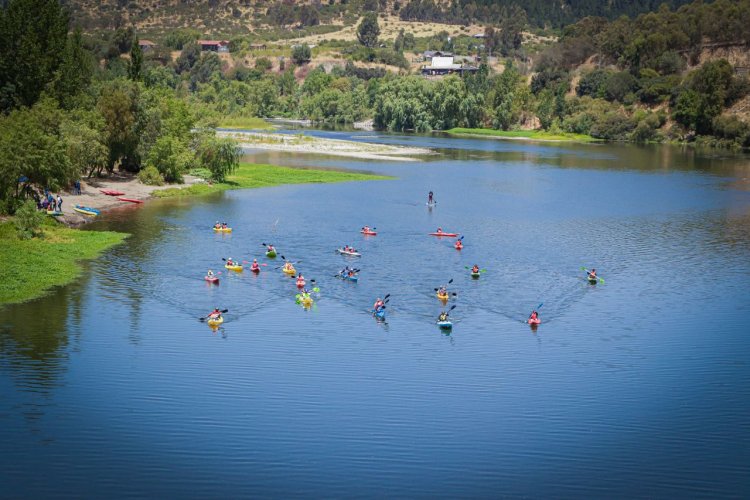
xmin=1 ymin=0 xmax=749 ymax=214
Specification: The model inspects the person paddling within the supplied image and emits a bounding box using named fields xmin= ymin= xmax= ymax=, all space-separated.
xmin=454 ymin=239 xmax=463 ymax=250
xmin=428 ymin=191 xmax=434 ymax=204
xmin=436 ymin=227 xmax=443 ymax=234
xmin=296 ymin=274 xmax=306 ymax=287
xmin=207 ymin=269 xmax=215 ymax=278
xmin=438 ymin=310 xmax=450 ymax=322
xmin=208 ymin=308 xmax=222 ymax=320
xmin=587 ymin=268 xmax=597 ymax=279
xmin=472 ymin=264 xmax=479 ymax=274
xmin=251 ymin=259 xmax=260 ymax=272
xmin=528 ymin=310 xmax=540 ymax=324
xmin=226 ymin=257 xmax=236 ymax=266
xmin=373 ymin=297 xmax=385 ymax=312
xmin=214 ymin=221 xmax=221 ymax=229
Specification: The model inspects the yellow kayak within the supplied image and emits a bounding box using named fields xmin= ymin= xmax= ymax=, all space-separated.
xmin=283 ymin=266 xmax=296 ymax=275
xmin=207 ymin=316 xmax=224 ymax=327
xmin=225 ymin=263 xmax=243 ymax=271
xmin=213 ymin=227 xmax=232 ymax=233
xmin=436 ymin=292 xmax=449 ymax=301
xmin=300 ymin=296 xmax=313 ymax=307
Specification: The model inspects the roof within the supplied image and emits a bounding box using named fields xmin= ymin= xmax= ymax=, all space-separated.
xmin=423 ymin=50 xmax=453 ymax=57
xmin=198 ymin=40 xmax=229 ymax=46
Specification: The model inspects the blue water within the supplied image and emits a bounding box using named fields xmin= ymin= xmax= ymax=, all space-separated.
xmin=1 ymin=133 xmax=749 ymax=497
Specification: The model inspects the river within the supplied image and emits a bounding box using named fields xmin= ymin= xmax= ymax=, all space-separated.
xmin=1 ymin=131 xmax=749 ymax=497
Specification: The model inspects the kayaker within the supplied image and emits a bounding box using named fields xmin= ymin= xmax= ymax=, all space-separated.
xmin=436 ymin=227 xmax=442 ymax=234
xmin=251 ymin=259 xmax=260 ymax=271
xmin=214 ymin=221 xmax=221 ymax=229
xmin=226 ymin=257 xmax=235 ymax=266
xmin=528 ymin=310 xmax=540 ymax=323
xmin=267 ymin=244 xmax=275 ymax=252
xmin=438 ymin=311 xmax=449 ymax=322
xmin=283 ymin=262 xmax=294 ymax=271
xmin=208 ymin=308 xmax=222 ymax=320
xmin=428 ymin=191 xmax=434 ymax=203
xmin=207 ymin=269 xmax=215 ymax=277
xmin=454 ymin=240 xmax=463 ymax=250
xmin=437 ymin=286 xmax=448 ymax=296
xmin=588 ymin=268 xmax=597 ymax=279
xmin=362 ymin=226 xmax=370 ymax=233
xmin=373 ymin=298 xmax=385 ymax=311
xmin=222 ymin=222 xmax=228 ymax=229
xmin=472 ymin=265 xmax=479 ymax=274
xmin=347 ymin=269 xmax=357 ymax=278
xmin=296 ymin=274 xmax=306 ymax=286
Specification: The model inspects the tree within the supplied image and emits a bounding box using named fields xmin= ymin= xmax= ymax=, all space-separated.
xmin=291 ymin=44 xmax=312 ymax=65
xmin=175 ymin=42 xmax=201 ymax=74
xmin=198 ymin=135 xmax=240 ymax=182
xmin=0 ymin=0 xmax=70 ymax=111
xmin=97 ymin=79 xmax=141 ymax=173
xmin=51 ymin=29 xmax=95 ymax=108
xmin=146 ymin=135 xmax=192 ymax=183
xmin=129 ymin=35 xmax=143 ymax=81
xmin=357 ymin=12 xmax=380 ymax=48
xmin=14 ymin=200 xmax=45 ymax=239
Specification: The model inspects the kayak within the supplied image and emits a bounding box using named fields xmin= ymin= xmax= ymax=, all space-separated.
xmin=207 ymin=316 xmax=224 ymax=327
xmin=336 ymin=248 xmax=362 ymax=257
xmin=339 ymin=274 xmax=358 ymax=282
xmin=373 ymin=308 xmax=386 ymax=320
xmin=100 ymin=189 xmax=125 ymax=196
xmin=588 ymin=278 xmax=598 ymax=284
xmin=427 ymin=202 xmax=436 ymax=207
xmin=283 ymin=266 xmax=296 ymax=275
xmin=46 ymin=210 xmax=62 ymax=216
xmin=429 ymin=232 xmax=458 ymax=237
xmin=437 ymin=320 xmax=453 ymax=330
xmin=266 ymin=250 xmax=277 ymax=258
xmin=471 ymin=272 xmax=481 ymax=279
xmin=436 ymin=292 xmax=449 ymax=301
xmin=116 ymin=197 xmax=143 ymax=204
xmin=528 ymin=318 xmax=541 ymax=325
xmin=225 ymin=263 xmax=243 ymax=271
xmin=251 ymin=267 xmax=260 ymax=273
xmin=213 ymin=227 xmax=232 ymax=233
xmin=204 ymin=276 xmax=219 ymax=284
xmin=454 ymin=243 xmax=463 ymax=250
xmin=361 ymin=230 xmax=377 ymax=236
xmin=73 ymin=205 xmax=99 ymax=216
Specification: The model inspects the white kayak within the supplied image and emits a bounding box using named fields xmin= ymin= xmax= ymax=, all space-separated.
xmin=437 ymin=320 xmax=453 ymax=329
xmin=336 ymin=248 xmax=361 ymax=257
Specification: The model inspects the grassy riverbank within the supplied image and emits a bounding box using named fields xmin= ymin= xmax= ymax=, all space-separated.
xmin=154 ymin=162 xmax=392 ymax=198
xmin=0 ymin=221 xmax=128 ymax=305
xmin=217 ymin=117 xmax=275 ymax=130
xmin=445 ymin=128 xmax=599 ymax=143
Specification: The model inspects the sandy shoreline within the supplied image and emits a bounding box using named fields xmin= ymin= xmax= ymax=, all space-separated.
xmin=217 ymin=130 xmax=432 ymax=161
xmin=54 ymin=174 xmax=198 ymax=227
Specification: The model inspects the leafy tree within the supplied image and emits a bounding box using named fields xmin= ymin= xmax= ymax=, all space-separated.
xmin=97 ymin=79 xmax=141 ymax=172
xmin=129 ymin=35 xmax=143 ymax=81
xmin=197 ymin=135 xmax=240 ymax=182
xmin=0 ymin=0 xmax=70 ymax=111
xmin=292 ymin=44 xmax=312 ymax=65
xmin=164 ymin=29 xmax=199 ymax=50
xmin=356 ymin=12 xmax=380 ymax=48
xmin=146 ymin=135 xmax=192 ymax=183
xmin=190 ymin=52 xmax=223 ymax=91
xmin=175 ymin=42 xmax=201 ymax=74
xmin=51 ymin=29 xmax=94 ymax=107
xmin=298 ymin=5 xmax=320 ymax=26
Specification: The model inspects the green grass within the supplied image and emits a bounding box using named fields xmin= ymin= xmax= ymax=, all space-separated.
xmin=445 ymin=128 xmax=600 ymax=143
xmin=154 ymin=162 xmax=392 ymax=198
xmin=0 ymin=220 xmax=128 ymax=305
xmin=217 ymin=117 xmax=274 ymax=130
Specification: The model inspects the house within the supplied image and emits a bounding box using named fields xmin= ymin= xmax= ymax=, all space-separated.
xmin=249 ymin=43 xmax=267 ymax=51
xmin=422 ymin=50 xmax=453 ymax=62
xmin=198 ymin=40 xmax=230 ymax=52
xmin=421 ymin=55 xmax=478 ymax=76
xmin=138 ymin=40 xmax=156 ymax=51
xmin=472 ymin=33 xmax=486 ymax=39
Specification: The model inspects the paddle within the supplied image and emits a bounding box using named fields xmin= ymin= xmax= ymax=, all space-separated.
xmin=580 ymin=267 xmax=605 ymax=283
xmin=199 ymin=309 xmax=228 ymax=321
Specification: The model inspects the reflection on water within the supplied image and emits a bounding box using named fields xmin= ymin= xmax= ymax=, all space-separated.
xmin=1 ymin=134 xmax=749 ymax=497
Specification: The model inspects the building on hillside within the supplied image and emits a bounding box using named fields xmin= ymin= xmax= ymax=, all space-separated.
xmin=249 ymin=44 xmax=267 ymax=51
xmin=198 ymin=40 xmax=230 ymax=52
xmin=422 ymin=50 xmax=453 ymax=62
xmin=138 ymin=40 xmax=156 ymax=51
xmin=421 ymin=56 xmax=478 ymax=77
xmin=472 ymin=33 xmax=486 ymax=39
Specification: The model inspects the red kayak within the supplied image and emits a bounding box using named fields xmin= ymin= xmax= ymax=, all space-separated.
xmin=454 ymin=242 xmax=463 ymax=250
xmin=528 ymin=318 xmax=541 ymax=325
xmin=204 ymin=276 xmax=219 ymax=284
xmin=117 ymin=197 xmax=143 ymax=204
xmin=101 ymin=189 xmax=125 ymax=196
xmin=429 ymin=232 xmax=458 ymax=237
xmin=361 ymin=230 xmax=377 ymax=236
xmin=251 ymin=267 xmax=260 ymax=273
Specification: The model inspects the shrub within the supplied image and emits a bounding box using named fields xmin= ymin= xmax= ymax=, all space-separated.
xmin=292 ymin=44 xmax=312 ymax=65
xmin=15 ymin=200 xmax=45 ymax=240
xmin=138 ymin=165 xmax=164 ymax=185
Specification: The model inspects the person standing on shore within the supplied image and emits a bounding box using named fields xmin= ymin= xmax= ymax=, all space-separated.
xmin=56 ymin=194 xmax=63 ymax=212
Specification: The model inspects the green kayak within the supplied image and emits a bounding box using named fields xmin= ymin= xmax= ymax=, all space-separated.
xmin=266 ymin=250 xmax=277 ymax=258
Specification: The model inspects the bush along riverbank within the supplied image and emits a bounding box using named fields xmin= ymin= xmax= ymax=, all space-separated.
xmin=444 ymin=128 xmax=600 ymax=142
xmin=153 ymin=162 xmax=392 ymax=198
xmin=0 ymin=219 xmax=128 ymax=305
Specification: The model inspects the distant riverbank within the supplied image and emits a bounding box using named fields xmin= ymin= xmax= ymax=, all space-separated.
xmin=217 ymin=130 xmax=433 ymax=161
xmin=444 ymin=128 xmax=599 ymax=143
